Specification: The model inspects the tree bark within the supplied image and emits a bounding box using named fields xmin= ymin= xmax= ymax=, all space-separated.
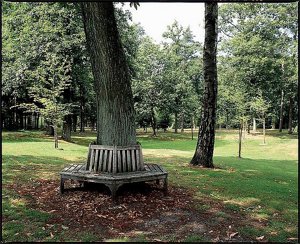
xmin=238 ymin=121 xmax=242 ymax=158
xmin=271 ymin=116 xmax=276 ymax=129
xmin=81 ymin=2 xmax=136 ymax=146
xmin=191 ymin=115 xmax=194 ymax=140
xmin=181 ymin=112 xmax=184 ymax=132
xmin=80 ymin=85 xmax=85 ymax=133
xmin=62 ymin=115 xmax=72 ymax=141
xmin=190 ymin=2 xmax=218 ymax=168
xmin=247 ymin=120 xmax=250 ymax=134
xmin=252 ymin=117 xmax=256 ymax=133
xmin=288 ymin=96 xmax=293 ymax=134
xmin=151 ymin=108 xmax=157 ymax=136
xmin=279 ymin=89 xmax=284 ymax=132
xmin=174 ymin=111 xmax=178 ymax=133
xmin=243 ymin=120 xmax=246 ymax=139
xmin=53 ymin=125 xmax=58 ymax=149
xmin=263 ymin=115 xmax=266 ymax=144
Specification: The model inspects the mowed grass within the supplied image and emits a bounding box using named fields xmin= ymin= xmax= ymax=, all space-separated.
xmin=2 ymin=129 xmax=298 ymax=242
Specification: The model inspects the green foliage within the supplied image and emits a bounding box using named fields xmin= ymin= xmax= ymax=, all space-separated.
xmin=218 ymin=3 xmax=298 ymax=128
xmin=249 ymin=91 xmax=270 ymax=122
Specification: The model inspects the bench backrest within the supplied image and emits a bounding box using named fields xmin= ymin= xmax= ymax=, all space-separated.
xmin=85 ymin=144 xmax=145 ymax=174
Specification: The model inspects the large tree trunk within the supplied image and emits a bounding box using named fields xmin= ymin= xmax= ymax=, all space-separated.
xmin=288 ymin=96 xmax=293 ymax=134
xmin=190 ymin=2 xmax=218 ymax=168
xmin=81 ymin=2 xmax=136 ymax=146
xmin=279 ymin=89 xmax=284 ymax=132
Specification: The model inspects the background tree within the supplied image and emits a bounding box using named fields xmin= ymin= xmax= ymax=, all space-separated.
xmin=249 ymin=91 xmax=270 ymax=145
xmin=218 ymin=3 xmax=298 ymax=133
xmin=190 ymin=2 xmax=218 ymax=168
xmin=161 ymin=21 xmax=202 ymax=133
xmin=17 ymin=53 xmax=73 ymax=148
xmin=132 ymin=37 xmax=164 ymax=136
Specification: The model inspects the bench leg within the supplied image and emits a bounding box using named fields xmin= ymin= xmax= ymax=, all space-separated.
xmin=107 ymin=184 xmax=121 ymax=204
xmin=163 ymin=176 xmax=168 ymax=196
xmin=60 ymin=177 xmax=65 ymax=194
xmin=156 ymin=179 xmax=160 ymax=185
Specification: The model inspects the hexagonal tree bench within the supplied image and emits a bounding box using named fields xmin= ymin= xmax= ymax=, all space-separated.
xmin=60 ymin=143 xmax=168 ymax=202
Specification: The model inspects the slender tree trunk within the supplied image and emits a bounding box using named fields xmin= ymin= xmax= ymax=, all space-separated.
xmin=271 ymin=116 xmax=276 ymax=129
xmin=190 ymin=2 xmax=218 ymax=168
xmin=279 ymin=89 xmax=284 ymax=132
xmin=252 ymin=118 xmax=256 ymax=133
xmin=53 ymin=125 xmax=58 ymax=149
xmin=192 ymin=115 xmax=196 ymax=129
xmin=151 ymin=107 xmax=157 ymax=136
xmin=263 ymin=118 xmax=266 ymax=144
xmin=225 ymin=110 xmax=229 ymax=129
xmin=247 ymin=120 xmax=250 ymax=134
xmin=90 ymin=118 xmax=96 ymax=131
xmin=13 ymin=96 xmax=17 ymax=129
xmin=238 ymin=121 xmax=242 ymax=158
xmin=181 ymin=112 xmax=184 ymax=132
xmin=20 ymin=112 xmax=24 ymax=130
xmin=81 ymin=2 xmax=136 ymax=146
xmin=174 ymin=111 xmax=178 ymax=133
xmin=36 ymin=114 xmax=39 ymax=129
xmin=288 ymin=96 xmax=293 ymax=134
xmin=243 ymin=120 xmax=246 ymax=139
xmin=191 ymin=115 xmax=194 ymax=140
xmin=80 ymin=102 xmax=85 ymax=133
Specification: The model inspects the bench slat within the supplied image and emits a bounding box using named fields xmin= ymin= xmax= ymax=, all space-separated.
xmin=127 ymin=150 xmax=132 ymax=172
xmin=89 ymin=149 xmax=95 ymax=171
xmin=94 ymin=149 xmax=99 ymax=172
xmin=112 ymin=146 xmax=117 ymax=174
xmin=117 ymin=150 xmax=122 ymax=173
xmin=103 ymin=150 xmax=108 ymax=172
xmin=108 ymin=150 xmax=113 ymax=173
xmin=122 ymin=150 xmax=127 ymax=172
xmin=99 ymin=150 xmax=104 ymax=171
xmin=136 ymin=149 xmax=140 ymax=170
xmin=139 ymin=146 xmax=145 ymax=170
xmin=131 ymin=149 xmax=136 ymax=171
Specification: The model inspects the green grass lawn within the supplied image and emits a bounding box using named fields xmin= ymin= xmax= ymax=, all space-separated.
xmin=2 ymin=129 xmax=298 ymax=242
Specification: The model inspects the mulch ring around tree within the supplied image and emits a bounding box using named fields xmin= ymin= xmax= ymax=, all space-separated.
xmin=5 ymin=178 xmax=261 ymax=242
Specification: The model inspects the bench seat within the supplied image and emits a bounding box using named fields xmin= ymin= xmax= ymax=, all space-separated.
xmin=60 ymin=163 xmax=168 ymax=202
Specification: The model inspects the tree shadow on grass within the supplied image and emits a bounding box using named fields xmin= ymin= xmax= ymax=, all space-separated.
xmin=2 ymin=154 xmax=85 ymax=184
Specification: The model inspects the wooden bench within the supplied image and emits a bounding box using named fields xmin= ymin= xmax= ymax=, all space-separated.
xmin=60 ymin=143 xmax=168 ymax=202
